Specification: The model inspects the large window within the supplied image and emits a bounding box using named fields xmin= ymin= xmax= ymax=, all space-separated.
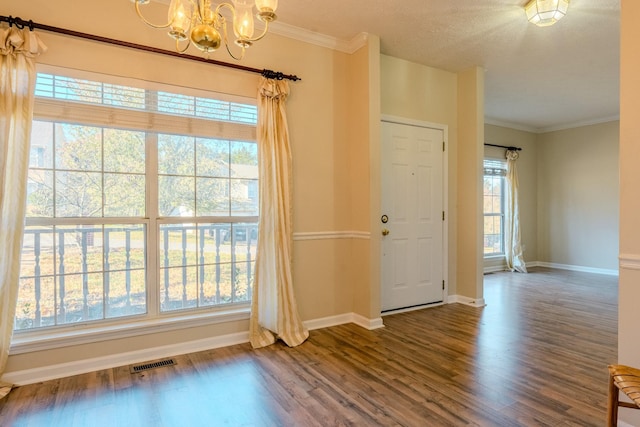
xmin=16 ymin=71 xmax=258 ymax=331
xmin=483 ymin=159 xmax=506 ymax=256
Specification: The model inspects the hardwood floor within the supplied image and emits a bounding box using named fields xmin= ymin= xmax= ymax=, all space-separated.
xmin=0 ymin=267 xmax=618 ymax=426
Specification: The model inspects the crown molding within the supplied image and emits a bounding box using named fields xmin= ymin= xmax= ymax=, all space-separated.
xmin=536 ymin=115 xmax=620 ymax=134
xmin=486 ymin=115 xmax=621 ymax=134
xmin=484 ymin=117 xmax=538 ymax=133
xmin=269 ymin=22 xmax=368 ymax=54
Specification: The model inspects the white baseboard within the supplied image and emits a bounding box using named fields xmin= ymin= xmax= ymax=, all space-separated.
xmin=536 ymin=261 xmax=619 ymax=276
xmin=303 ymin=312 xmax=384 ymax=331
xmin=487 ymin=261 xmax=619 ymax=276
xmin=351 ymin=313 xmax=385 ymax=330
xmin=447 ymin=295 xmax=486 ymax=307
xmin=3 ymin=312 xmax=383 ymax=386
xmin=303 ymin=313 xmax=354 ymax=330
xmin=618 ymin=420 xmax=635 ymax=427
xmin=484 ymin=265 xmax=507 ymax=274
xmin=2 ymin=331 xmax=250 ymax=386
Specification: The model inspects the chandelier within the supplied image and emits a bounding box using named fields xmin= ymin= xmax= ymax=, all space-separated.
xmin=133 ymin=0 xmax=278 ymax=60
xmin=524 ymin=0 xmax=569 ymax=27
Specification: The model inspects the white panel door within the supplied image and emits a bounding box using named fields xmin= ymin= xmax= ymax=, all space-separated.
xmin=381 ymin=121 xmax=444 ymax=312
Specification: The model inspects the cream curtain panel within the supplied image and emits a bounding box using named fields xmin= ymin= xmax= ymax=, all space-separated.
xmin=249 ymin=77 xmax=308 ymax=349
xmin=505 ymin=150 xmax=527 ymax=273
xmin=0 ymin=26 xmax=46 ymax=399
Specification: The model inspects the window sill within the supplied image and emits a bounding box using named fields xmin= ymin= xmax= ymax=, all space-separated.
xmin=10 ymin=305 xmax=250 ymax=355
xmin=484 ymin=254 xmax=505 ymax=260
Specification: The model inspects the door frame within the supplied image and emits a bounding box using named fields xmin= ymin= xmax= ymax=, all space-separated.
xmin=380 ymin=114 xmax=449 ymax=313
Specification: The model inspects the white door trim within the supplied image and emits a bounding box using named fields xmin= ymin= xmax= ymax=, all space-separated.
xmin=380 ymin=114 xmax=449 ymax=305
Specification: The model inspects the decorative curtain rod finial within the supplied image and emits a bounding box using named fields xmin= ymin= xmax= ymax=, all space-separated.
xmin=1 ymin=16 xmax=35 ymax=31
xmin=261 ymin=69 xmax=301 ymax=81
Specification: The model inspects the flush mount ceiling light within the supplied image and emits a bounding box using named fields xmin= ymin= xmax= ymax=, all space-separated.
xmin=132 ymin=0 xmax=278 ymax=60
xmin=525 ymin=0 xmax=570 ymax=27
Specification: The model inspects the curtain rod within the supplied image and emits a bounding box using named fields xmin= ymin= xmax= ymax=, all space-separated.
xmin=0 ymin=15 xmax=301 ymax=82
xmin=484 ymin=143 xmax=522 ymax=151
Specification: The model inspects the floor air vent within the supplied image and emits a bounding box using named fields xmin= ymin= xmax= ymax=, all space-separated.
xmin=130 ymin=358 xmax=176 ymax=374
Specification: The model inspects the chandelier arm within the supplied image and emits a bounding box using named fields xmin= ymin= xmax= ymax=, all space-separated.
xmin=134 ymin=0 xmax=173 ymax=29
xmin=239 ymin=20 xmax=269 ymax=44
xmin=194 ymin=0 xmax=207 ymax=23
xmin=214 ymin=2 xmax=236 ymax=36
xmin=219 ymin=15 xmax=245 ymax=60
xmin=176 ymin=37 xmax=192 ymax=53
xmin=224 ymin=41 xmax=245 ymax=61
xmin=214 ymin=3 xmax=235 ymax=20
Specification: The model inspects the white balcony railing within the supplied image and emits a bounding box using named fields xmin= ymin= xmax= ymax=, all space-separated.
xmin=17 ymin=223 xmax=257 ymax=330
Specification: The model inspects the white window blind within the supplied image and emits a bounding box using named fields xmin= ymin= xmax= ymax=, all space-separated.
xmin=484 ymin=159 xmax=507 ymax=176
xmin=34 ymin=73 xmax=257 ymax=141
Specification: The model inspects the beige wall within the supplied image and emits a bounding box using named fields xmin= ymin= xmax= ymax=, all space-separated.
xmin=484 ymin=125 xmax=538 ymax=271
xmin=484 ymin=122 xmax=619 ymax=273
xmin=537 ymin=122 xmax=620 ymax=271
xmin=3 ymin=0 xmax=376 ymax=373
xmin=380 ymin=55 xmax=458 ymax=125
xmin=620 ymin=1 xmax=640 ymax=425
xmin=456 ymin=67 xmax=485 ymax=301
xmin=355 ymin=37 xmax=382 ymax=318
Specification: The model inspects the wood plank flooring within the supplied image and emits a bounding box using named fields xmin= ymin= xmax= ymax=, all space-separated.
xmin=0 ymin=267 xmax=618 ymax=426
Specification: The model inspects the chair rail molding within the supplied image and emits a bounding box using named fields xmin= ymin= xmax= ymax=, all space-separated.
xmin=293 ymin=231 xmax=370 ymax=241
xmin=620 ymin=253 xmax=640 ymax=271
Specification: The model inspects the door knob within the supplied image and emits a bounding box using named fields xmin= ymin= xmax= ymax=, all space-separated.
xmin=382 ymin=228 xmax=390 ymax=236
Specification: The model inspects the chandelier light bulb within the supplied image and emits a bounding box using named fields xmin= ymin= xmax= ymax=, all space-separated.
xmin=233 ymin=0 xmax=256 ymax=40
xmin=167 ymin=0 xmax=192 ymax=40
xmin=255 ymin=0 xmax=278 ymax=21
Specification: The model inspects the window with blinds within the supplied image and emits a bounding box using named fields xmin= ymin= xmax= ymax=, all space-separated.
xmin=34 ymin=74 xmax=257 ymax=122
xmin=16 ymin=70 xmax=259 ymax=332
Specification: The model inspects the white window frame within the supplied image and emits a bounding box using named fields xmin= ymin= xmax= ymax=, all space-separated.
xmin=483 ymin=159 xmax=506 ymax=258
xmin=11 ymin=66 xmax=258 ymax=353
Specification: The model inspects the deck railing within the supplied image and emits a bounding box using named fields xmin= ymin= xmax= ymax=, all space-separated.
xmin=17 ymin=223 xmax=257 ymax=330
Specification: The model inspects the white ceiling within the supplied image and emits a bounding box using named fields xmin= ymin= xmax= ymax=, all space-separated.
xmin=271 ymin=0 xmax=620 ymax=133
